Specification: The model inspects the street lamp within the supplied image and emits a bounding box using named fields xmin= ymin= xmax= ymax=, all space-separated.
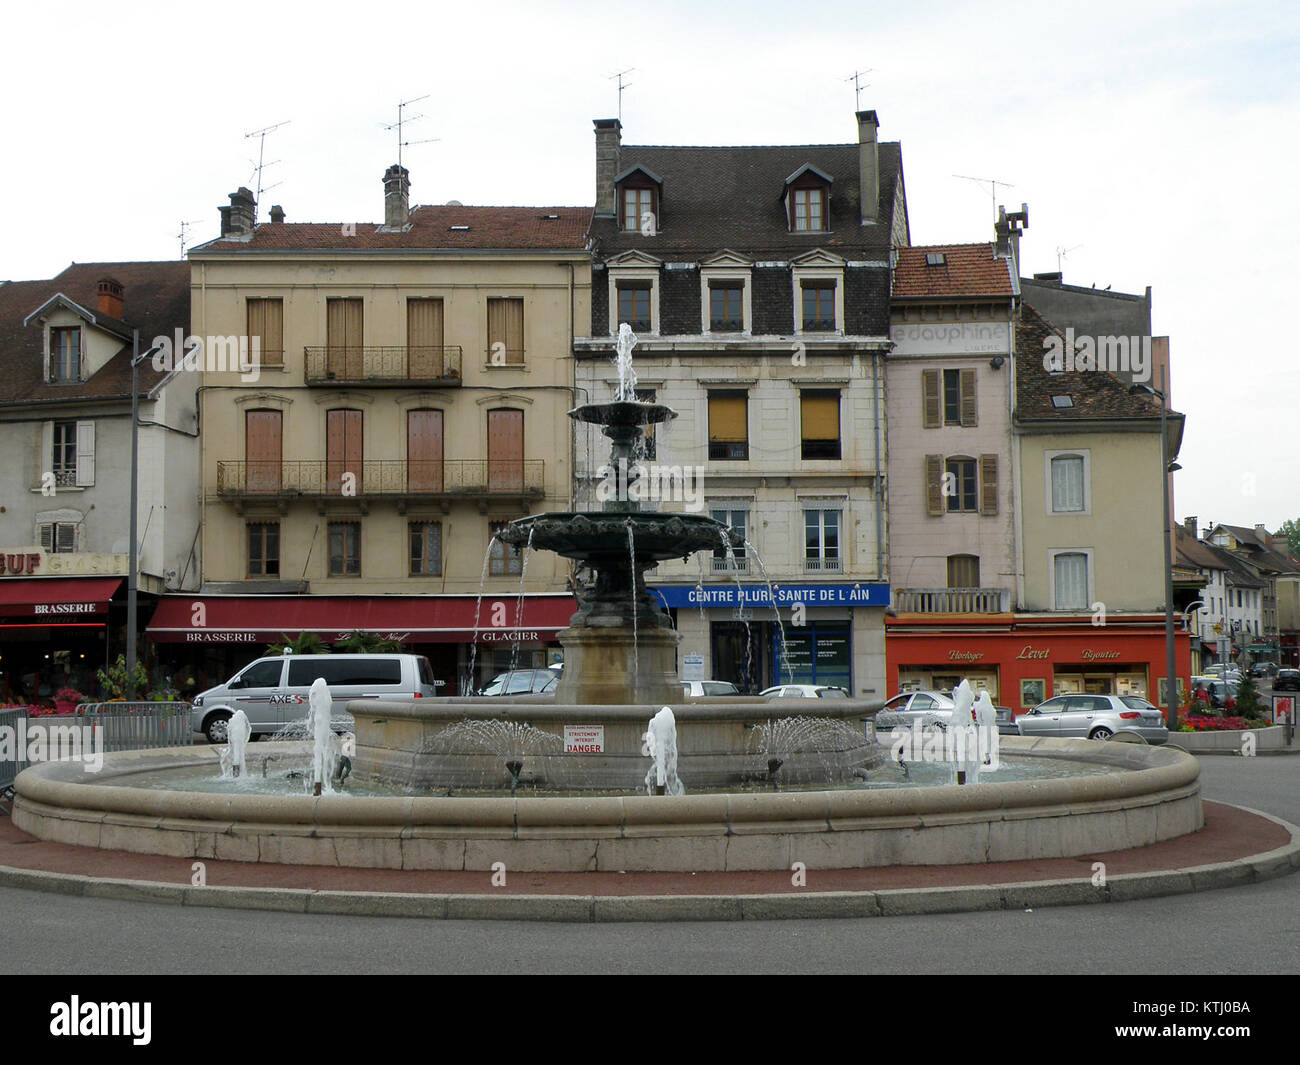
xmin=1130 ymin=367 xmax=1179 ymax=728
xmin=126 ymin=332 xmax=160 ymax=701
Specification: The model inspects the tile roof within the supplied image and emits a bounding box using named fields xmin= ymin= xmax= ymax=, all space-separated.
xmin=193 ymin=205 xmax=594 ymax=254
xmin=892 ymin=242 xmax=1015 ymax=300
xmin=1202 ymin=542 xmax=1266 ymax=588
xmin=0 ymin=261 xmax=189 ymax=408
xmin=1176 ymin=523 xmax=1228 ymax=571
xmin=590 ymin=141 xmax=904 ymax=261
xmin=1015 ymin=304 xmax=1172 ymax=422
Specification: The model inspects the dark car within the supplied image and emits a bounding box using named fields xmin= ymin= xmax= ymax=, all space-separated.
xmin=1275 ymin=669 xmax=1300 ymax=692
xmin=476 ymin=669 xmax=558 ymax=696
xmin=1249 ymin=662 xmax=1278 ymax=680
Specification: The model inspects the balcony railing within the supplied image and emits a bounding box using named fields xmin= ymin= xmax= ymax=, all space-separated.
xmin=216 ymin=459 xmax=544 ymax=498
xmin=895 ymin=587 xmax=1011 ymax=613
xmin=711 ymin=555 xmax=750 ymax=573
xmin=303 ymin=346 xmax=462 ymax=386
xmin=804 ymin=557 xmax=843 ymax=573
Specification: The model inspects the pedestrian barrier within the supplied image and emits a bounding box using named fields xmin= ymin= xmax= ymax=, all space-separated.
xmin=0 ymin=707 xmax=33 ymax=792
xmin=72 ymin=703 xmax=195 ymax=752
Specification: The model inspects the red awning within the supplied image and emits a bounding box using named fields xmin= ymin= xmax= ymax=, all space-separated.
xmin=145 ymin=594 xmax=577 ymax=644
xmin=0 ymin=577 xmax=121 ymax=619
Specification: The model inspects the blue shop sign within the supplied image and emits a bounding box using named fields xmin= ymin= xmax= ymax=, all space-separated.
xmin=649 ymin=583 xmax=890 ymax=609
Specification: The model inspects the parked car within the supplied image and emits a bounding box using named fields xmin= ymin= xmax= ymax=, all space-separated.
xmin=682 ymin=680 xmax=742 ymax=697
xmin=1203 ymin=664 xmax=1242 ymax=680
xmin=1274 ymin=669 xmax=1300 ymax=692
xmin=758 ymin=684 xmax=849 ymax=699
xmin=1016 ymin=694 xmax=1168 ymax=744
xmin=873 ymin=690 xmax=957 ymax=732
xmin=476 ymin=669 xmax=558 ymax=697
xmin=1249 ymin=662 xmax=1278 ymax=680
xmin=994 ymin=705 xmax=1019 ymax=736
xmin=1190 ymin=676 xmax=1238 ymax=710
xmin=191 ymin=653 xmax=439 ymax=743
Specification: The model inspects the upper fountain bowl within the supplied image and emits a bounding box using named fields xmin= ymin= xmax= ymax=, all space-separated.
xmin=569 ymin=401 xmax=677 ymax=428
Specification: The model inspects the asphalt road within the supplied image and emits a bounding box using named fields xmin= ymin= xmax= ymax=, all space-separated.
xmin=1 ymin=754 xmax=1296 ymax=975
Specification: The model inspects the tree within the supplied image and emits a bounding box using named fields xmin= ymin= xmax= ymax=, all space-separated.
xmin=1276 ymin=519 xmax=1300 ymax=556
xmin=1234 ymin=674 xmax=1264 ymax=719
xmin=264 ymin=632 xmax=329 ymax=657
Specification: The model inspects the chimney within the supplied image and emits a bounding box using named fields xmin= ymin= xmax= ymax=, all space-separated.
xmin=96 ymin=277 xmax=124 ymax=319
xmin=593 ymin=119 xmax=621 ymax=219
xmin=269 ymin=205 xmax=285 ymax=224
xmin=994 ymin=209 xmax=1011 ymax=259
xmin=383 ymin=164 xmax=410 ymax=229
xmin=220 ymin=187 xmax=256 ymax=237
xmin=1184 ymin=516 xmax=1198 ymax=539
xmin=1001 ymin=203 xmax=1028 ymax=272
xmin=1033 ymin=271 xmax=1063 ymax=285
xmin=857 ymin=110 xmax=879 ymax=225
xmin=1255 ymin=523 xmax=1269 ymax=543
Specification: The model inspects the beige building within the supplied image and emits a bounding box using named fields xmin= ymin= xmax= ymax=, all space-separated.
xmin=150 ymin=175 xmax=592 ymax=692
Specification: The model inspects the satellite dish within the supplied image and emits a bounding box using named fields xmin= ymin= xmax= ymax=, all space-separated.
xmin=445 ymin=200 xmax=462 ymax=206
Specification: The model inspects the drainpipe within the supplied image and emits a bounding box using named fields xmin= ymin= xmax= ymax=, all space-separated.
xmin=872 ymin=347 xmax=884 ymax=581
xmin=1009 ymin=315 xmax=1025 ymax=610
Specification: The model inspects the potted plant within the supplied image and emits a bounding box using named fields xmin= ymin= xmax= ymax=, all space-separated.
xmin=95 ymin=655 xmax=149 ymax=701
xmin=53 ymin=688 xmax=86 ymax=715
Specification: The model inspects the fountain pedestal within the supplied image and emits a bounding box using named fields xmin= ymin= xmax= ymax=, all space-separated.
xmin=553 ymin=624 xmax=680 ymax=705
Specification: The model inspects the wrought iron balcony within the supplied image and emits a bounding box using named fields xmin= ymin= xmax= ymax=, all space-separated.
xmin=895 ymin=587 xmax=1011 ymax=613
xmin=216 ymin=459 xmax=544 ymax=499
xmin=804 ymin=557 xmax=843 ymax=573
xmin=303 ymin=346 xmax=462 ymax=386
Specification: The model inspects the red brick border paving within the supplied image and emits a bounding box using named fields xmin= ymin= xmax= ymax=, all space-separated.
xmin=0 ymin=800 xmax=1288 ymax=897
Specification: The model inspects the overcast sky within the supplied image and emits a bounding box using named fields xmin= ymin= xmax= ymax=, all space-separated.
xmin=2 ymin=0 xmax=1296 ymax=531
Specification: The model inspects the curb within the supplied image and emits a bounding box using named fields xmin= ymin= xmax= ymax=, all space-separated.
xmin=2 ymin=804 xmax=1297 ymax=921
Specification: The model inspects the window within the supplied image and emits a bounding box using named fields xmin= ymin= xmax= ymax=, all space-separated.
xmin=52 ymin=422 xmax=77 ymax=486
xmin=407 ymin=409 xmax=444 ymax=492
xmin=926 ymin=368 xmax=978 ymax=428
xmin=487 ymin=298 xmax=524 ymax=364
xmin=801 ymin=282 xmax=836 ymax=332
xmin=616 ymin=283 xmax=652 ymax=331
xmin=236 ymin=660 xmax=285 ymax=688
xmin=407 ymin=298 xmax=446 ymax=377
xmin=1051 ymin=455 xmax=1085 ymax=512
xmin=247 ymin=522 xmax=280 ymax=577
xmin=621 ymin=187 xmax=655 ymax=232
xmin=792 ymin=188 xmax=825 ymax=231
xmin=489 ymin=521 xmax=523 ymax=576
xmin=1053 ymin=552 xmax=1089 ymax=610
xmin=707 ymin=391 xmax=748 ymax=460
xmin=635 ymin=388 xmax=657 ymax=460
xmin=709 ymin=282 xmax=744 ymax=331
xmin=804 ymin=510 xmax=841 ymax=572
xmin=245 ymin=409 xmax=282 ymax=493
xmin=326 ymin=298 xmax=364 ymax=379
xmin=326 ymin=409 xmax=364 ymax=495
xmin=45 ymin=420 xmax=93 ymax=488
xmin=800 ymin=390 xmax=841 ymax=460
xmin=947 ymin=554 xmax=980 ymax=588
xmin=409 ymin=521 xmax=442 ymax=576
xmin=487 ymin=409 xmax=524 ymax=491
xmin=246 ymin=299 xmax=284 ymax=367
xmin=38 ymin=522 xmax=77 ymax=553
xmin=49 ymin=327 xmax=81 ymax=383
xmin=945 ymin=458 xmax=978 ymax=512
xmin=328 ymin=521 xmax=361 ymax=576
xmin=711 ymin=508 xmax=748 ymax=572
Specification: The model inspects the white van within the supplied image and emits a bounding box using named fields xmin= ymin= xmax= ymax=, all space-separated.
xmin=190 ymin=653 xmax=438 ymax=743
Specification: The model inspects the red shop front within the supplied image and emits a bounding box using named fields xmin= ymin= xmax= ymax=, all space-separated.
xmin=885 ymin=615 xmax=1193 ymax=714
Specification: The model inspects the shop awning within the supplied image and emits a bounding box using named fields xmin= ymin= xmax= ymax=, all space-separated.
xmin=0 ymin=577 xmax=121 ymax=620
xmin=145 ymin=594 xmax=577 ymax=644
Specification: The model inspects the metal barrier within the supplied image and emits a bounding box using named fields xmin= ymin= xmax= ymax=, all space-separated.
xmin=0 ymin=707 xmax=33 ymax=792
xmin=73 ymin=703 xmax=195 ymax=752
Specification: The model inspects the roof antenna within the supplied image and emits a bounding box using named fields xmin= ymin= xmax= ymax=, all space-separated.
xmin=844 ymin=68 xmax=873 ymax=110
xmin=953 ymin=173 xmax=1015 ymax=225
xmin=382 ymin=95 xmax=440 ymax=170
xmin=177 ymin=220 xmax=201 ymax=258
xmin=245 ymin=120 xmax=291 ymax=224
xmin=1056 ymin=244 xmax=1084 ymax=273
xmin=608 ymin=69 xmax=634 ymax=123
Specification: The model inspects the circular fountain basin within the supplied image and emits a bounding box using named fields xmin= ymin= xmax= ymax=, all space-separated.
xmin=569 ymin=400 xmax=677 ymax=427
xmin=12 ymin=734 xmax=1202 ymax=873
xmin=498 ymin=511 xmax=742 ymax=562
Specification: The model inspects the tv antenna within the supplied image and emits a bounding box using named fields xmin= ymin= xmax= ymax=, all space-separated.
xmin=1056 ymin=244 xmax=1083 ymax=273
xmin=609 ymin=69 xmax=634 ymax=123
xmin=954 ymin=173 xmax=1015 ymax=224
xmin=245 ymin=120 xmax=291 ymax=223
xmin=844 ymin=68 xmax=873 ymax=110
xmin=177 ymin=220 xmax=201 ymax=258
xmin=382 ymin=95 xmax=440 ymax=169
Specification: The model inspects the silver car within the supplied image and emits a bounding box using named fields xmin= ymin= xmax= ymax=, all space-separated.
xmin=873 ymin=690 xmax=957 ymax=732
xmin=1017 ymin=694 xmax=1168 ymax=744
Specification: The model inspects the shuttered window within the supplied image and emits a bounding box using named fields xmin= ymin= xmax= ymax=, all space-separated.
xmin=487 ymin=409 xmax=524 ymax=491
xmin=407 ymin=298 xmax=445 ymax=378
xmin=947 ymin=554 xmax=980 ymax=588
xmin=326 ymin=409 xmax=364 ymax=495
xmin=487 ymin=298 xmax=524 ymax=364
xmin=708 ymin=392 xmax=748 ymax=460
xmin=51 ymin=421 xmax=77 ymax=486
xmin=246 ymin=299 xmax=284 ymax=367
xmin=980 ymin=454 xmax=999 ymax=515
xmin=1051 ymin=455 xmax=1085 ymax=512
xmin=245 ymin=409 xmax=282 ymax=493
xmin=1054 ymin=552 xmax=1088 ymax=610
xmin=945 ymin=457 xmax=978 ymax=512
xmin=326 ymin=298 xmax=364 ymax=379
xmin=942 ymin=368 xmax=978 ymax=426
xmin=38 ymin=522 xmax=77 ymax=553
xmin=922 ymin=370 xmax=941 ymax=429
xmin=407 ymin=409 xmax=444 ymax=493
xmin=925 ymin=454 xmax=944 ymax=516
xmin=409 ymin=521 xmax=442 ymax=576
xmin=800 ymin=390 xmax=841 ymax=460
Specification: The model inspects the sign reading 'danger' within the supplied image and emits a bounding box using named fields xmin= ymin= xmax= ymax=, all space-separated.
xmin=563 ymin=725 xmax=604 ymax=754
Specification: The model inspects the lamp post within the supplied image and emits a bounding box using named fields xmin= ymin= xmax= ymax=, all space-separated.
xmin=125 ymin=332 xmax=159 ymax=701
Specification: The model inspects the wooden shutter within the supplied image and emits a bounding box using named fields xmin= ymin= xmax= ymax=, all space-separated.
xmin=327 ymin=299 xmax=363 ymax=379
xmin=74 ymin=421 xmax=95 ymax=486
xmin=960 ymin=369 xmax=978 ymax=426
xmin=407 ymin=409 xmax=444 ymax=492
xmin=487 ymin=409 xmax=524 ymax=491
xmin=245 ymin=410 xmax=282 ymax=493
xmin=39 ymin=523 xmax=53 ymax=550
xmin=327 ymin=409 xmax=363 ymax=493
xmin=57 ymin=523 xmax=76 ymax=552
xmin=708 ymin=394 xmax=747 ymax=442
xmin=922 ymin=370 xmax=940 ymax=428
xmin=247 ymin=299 xmax=283 ymax=366
xmin=407 ymin=298 xmax=445 ymax=378
xmin=487 ymin=298 xmax=524 ymax=364
xmin=979 ymin=454 xmax=999 ymax=514
xmin=925 ymin=454 xmax=944 ymax=516
xmin=800 ymin=392 xmax=839 ymax=440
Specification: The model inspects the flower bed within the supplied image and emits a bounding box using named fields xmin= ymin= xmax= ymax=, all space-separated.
xmin=1177 ymin=714 xmax=1270 ymax=733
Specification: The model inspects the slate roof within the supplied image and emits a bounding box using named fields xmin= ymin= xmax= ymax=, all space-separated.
xmin=892 ymin=243 xmax=1015 ymax=300
xmin=1202 ymin=542 xmax=1266 ymax=588
xmin=1015 ymin=304 xmax=1174 ymax=423
xmin=1208 ymin=524 xmax=1300 ymax=576
xmin=1176 ymin=523 xmax=1228 ymax=572
xmin=0 ymin=261 xmax=189 ymax=408
xmin=590 ymin=141 xmax=904 ymax=261
xmin=193 ymin=206 xmax=594 ymax=254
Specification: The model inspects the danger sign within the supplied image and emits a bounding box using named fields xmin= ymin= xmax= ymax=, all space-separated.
xmin=563 ymin=725 xmax=604 ymax=754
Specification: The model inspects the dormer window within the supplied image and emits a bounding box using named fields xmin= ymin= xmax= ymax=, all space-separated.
xmin=615 ymin=166 xmax=663 ymax=234
xmin=50 ymin=326 xmax=82 ymax=383
xmin=793 ymin=189 xmax=825 ymax=231
xmin=783 ymin=164 xmax=833 ymax=233
xmin=622 ymin=188 xmax=654 ymax=232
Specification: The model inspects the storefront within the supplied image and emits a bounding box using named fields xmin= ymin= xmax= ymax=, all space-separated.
xmin=145 ymin=594 xmax=577 ymax=696
xmin=0 ymin=577 xmax=124 ymax=702
xmin=650 ymin=582 xmax=889 ymax=696
xmin=885 ymin=615 xmax=1193 ymax=713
